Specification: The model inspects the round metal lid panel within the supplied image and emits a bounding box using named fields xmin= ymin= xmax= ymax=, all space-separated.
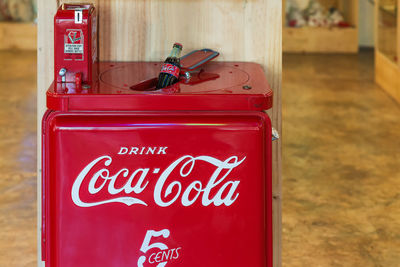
xmin=99 ymin=62 xmax=250 ymax=93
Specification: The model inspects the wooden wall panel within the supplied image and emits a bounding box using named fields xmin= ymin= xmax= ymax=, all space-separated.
xmin=37 ymin=0 xmax=282 ymax=266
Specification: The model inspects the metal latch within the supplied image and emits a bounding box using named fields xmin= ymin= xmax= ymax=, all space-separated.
xmin=272 ymin=128 xmax=279 ymax=141
xmin=59 ymin=68 xmax=67 ymax=83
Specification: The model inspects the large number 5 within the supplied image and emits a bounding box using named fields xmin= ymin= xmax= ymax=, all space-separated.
xmin=137 ymin=229 xmax=170 ymax=267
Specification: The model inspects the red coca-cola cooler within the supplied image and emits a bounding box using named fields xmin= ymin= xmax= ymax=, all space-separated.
xmin=42 ymin=4 xmax=274 ymax=267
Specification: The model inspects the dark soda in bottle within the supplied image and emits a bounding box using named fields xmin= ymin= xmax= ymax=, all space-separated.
xmin=156 ymin=43 xmax=183 ymax=89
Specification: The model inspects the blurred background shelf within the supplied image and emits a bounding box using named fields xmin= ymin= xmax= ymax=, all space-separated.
xmin=379 ymin=4 xmax=396 ymax=16
xmin=0 ymin=22 xmax=37 ymax=50
xmin=283 ymin=0 xmax=359 ymax=53
xmin=375 ymin=0 xmax=400 ymax=103
xmin=283 ymin=26 xmax=358 ymax=53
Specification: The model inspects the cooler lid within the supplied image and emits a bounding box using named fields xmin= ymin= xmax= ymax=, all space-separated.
xmin=47 ymin=62 xmax=273 ymax=111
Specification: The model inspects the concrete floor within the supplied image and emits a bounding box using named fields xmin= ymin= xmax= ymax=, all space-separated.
xmin=283 ymin=50 xmax=400 ymax=267
xmin=0 ymin=50 xmax=399 ymax=266
xmin=0 ymin=51 xmax=37 ymax=266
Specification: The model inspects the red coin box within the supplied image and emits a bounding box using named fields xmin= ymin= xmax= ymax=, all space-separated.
xmin=54 ymin=3 xmax=98 ymax=84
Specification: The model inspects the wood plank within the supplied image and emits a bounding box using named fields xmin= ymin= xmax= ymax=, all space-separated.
xmin=375 ymin=51 xmax=400 ymax=103
xmin=37 ymin=1 xmax=58 ymax=266
xmin=0 ymin=22 xmax=37 ymax=50
xmin=339 ymin=0 xmax=359 ymax=27
xmin=375 ymin=0 xmax=400 ymax=104
xmin=397 ymin=0 xmax=400 ymax=68
xmin=319 ymin=0 xmax=340 ymax=8
xmin=376 ymin=1 xmax=397 ymax=58
xmin=375 ymin=0 xmax=379 ymax=51
xmin=37 ymin=1 xmax=282 ymax=266
xmin=283 ymin=27 xmax=358 ymax=53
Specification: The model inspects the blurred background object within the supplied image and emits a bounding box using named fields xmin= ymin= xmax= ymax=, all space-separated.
xmin=286 ymin=0 xmax=350 ymax=28
xmin=0 ymin=0 xmax=37 ymax=50
xmin=283 ymin=0 xmax=359 ymax=53
xmin=0 ymin=0 xmax=37 ymax=22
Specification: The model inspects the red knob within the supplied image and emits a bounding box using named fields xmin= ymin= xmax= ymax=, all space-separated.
xmin=75 ymin=73 xmax=82 ymax=88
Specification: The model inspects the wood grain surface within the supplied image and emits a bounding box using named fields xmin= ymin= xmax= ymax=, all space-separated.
xmin=375 ymin=51 xmax=400 ymax=103
xmin=0 ymin=22 xmax=37 ymax=50
xmin=37 ymin=1 xmax=282 ymax=266
xmin=283 ymin=27 xmax=358 ymax=53
xmin=374 ymin=0 xmax=400 ymax=104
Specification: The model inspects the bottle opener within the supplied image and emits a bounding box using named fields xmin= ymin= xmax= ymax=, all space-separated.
xmin=130 ymin=48 xmax=220 ymax=91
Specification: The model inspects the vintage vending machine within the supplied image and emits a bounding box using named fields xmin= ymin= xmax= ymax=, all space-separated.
xmin=42 ymin=3 xmax=275 ymax=267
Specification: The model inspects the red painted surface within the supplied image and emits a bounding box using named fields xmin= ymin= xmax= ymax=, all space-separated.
xmin=47 ymin=62 xmax=273 ymax=111
xmin=42 ymin=61 xmax=273 ymax=267
xmin=54 ymin=4 xmax=98 ymax=84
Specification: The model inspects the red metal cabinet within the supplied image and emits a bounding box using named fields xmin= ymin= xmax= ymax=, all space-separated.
xmin=42 ymin=62 xmax=273 ymax=267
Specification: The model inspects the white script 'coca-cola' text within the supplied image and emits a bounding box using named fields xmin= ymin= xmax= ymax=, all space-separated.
xmin=71 ymin=155 xmax=246 ymax=207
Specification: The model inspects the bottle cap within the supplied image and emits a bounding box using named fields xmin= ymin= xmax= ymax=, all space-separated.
xmin=173 ymin=43 xmax=183 ymax=49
